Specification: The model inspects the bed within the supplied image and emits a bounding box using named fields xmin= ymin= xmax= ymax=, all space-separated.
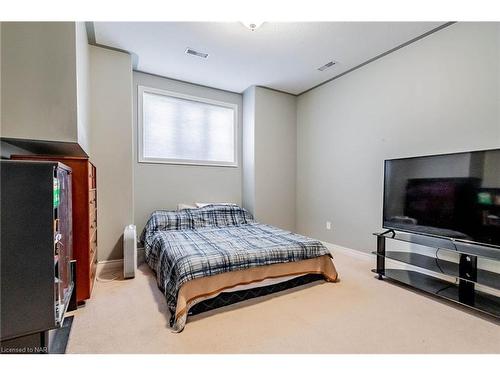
xmin=140 ymin=204 xmax=338 ymax=332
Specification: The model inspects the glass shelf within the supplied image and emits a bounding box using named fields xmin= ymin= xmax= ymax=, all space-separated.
xmin=374 ymin=231 xmax=500 ymax=262
xmin=371 ymin=269 xmax=500 ymax=318
xmin=373 ymin=251 xmax=500 ymax=290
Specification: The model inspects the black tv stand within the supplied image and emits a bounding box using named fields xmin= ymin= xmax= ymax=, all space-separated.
xmin=372 ymin=231 xmax=500 ymax=319
xmin=379 ymin=228 xmax=396 ymax=238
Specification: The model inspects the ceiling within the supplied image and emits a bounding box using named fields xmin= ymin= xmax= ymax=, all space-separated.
xmin=93 ymin=22 xmax=447 ymax=95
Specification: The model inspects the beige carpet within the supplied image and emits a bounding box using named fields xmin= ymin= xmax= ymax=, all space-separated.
xmin=66 ymin=248 xmax=499 ymax=354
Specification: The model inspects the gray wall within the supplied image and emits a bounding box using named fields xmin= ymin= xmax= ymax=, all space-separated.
xmin=1 ymin=22 xmax=90 ymax=155
xmin=242 ymin=86 xmax=256 ymax=215
xmin=243 ymin=86 xmax=297 ymax=231
xmin=1 ymin=22 xmax=77 ymax=143
xmin=90 ymin=46 xmax=134 ymax=261
xmin=133 ymin=71 xmax=243 ymax=231
xmin=296 ymin=22 xmax=500 ymax=253
xmin=75 ymin=22 xmax=91 ymax=154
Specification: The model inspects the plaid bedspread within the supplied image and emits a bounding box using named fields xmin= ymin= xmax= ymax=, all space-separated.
xmin=140 ymin=205 xmax=331 ymax=318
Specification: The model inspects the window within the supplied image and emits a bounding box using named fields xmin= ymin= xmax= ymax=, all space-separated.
xmin=138 ymin=86 xmax=238 ymax=167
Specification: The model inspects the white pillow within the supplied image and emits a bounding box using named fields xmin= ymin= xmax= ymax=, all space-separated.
xmin=177 ymin=203 xmax=197 ymax=210
xmin=195 ymin=202 xmax=234 ymax=208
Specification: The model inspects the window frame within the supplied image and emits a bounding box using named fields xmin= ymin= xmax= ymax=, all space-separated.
xmin=137 ymin=85 xmax=239 ymax=167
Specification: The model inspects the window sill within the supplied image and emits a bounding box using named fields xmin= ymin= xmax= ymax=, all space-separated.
xmin=138 ymin=158 xmax=239 ymax=168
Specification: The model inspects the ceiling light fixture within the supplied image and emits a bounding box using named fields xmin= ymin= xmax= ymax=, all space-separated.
xmin=185 ymin=48 xmax=209 ymax=59
xmin=241 ymin=21 xmax=264 ymax=31
xmin=317 ymin=61 xmax=336 ymax=71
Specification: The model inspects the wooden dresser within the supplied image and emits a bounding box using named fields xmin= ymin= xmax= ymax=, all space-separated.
xmin=12 ymin=155 xmax=97 ymax=303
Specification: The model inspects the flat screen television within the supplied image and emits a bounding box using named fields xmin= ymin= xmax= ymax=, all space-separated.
xmin=383 ymin=148 xmax=500 ymax=248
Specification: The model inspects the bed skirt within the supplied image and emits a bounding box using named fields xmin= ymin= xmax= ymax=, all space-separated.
xmin=172 ymin=254 xmax=338 ymax=332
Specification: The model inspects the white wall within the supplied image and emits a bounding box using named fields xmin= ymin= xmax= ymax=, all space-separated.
xmin=133 ymin=71 xmax=243 ymax=231
xmin=242 ymin=86 xmax=297 ymax=231
xmin=297 ymin=22 xmax=500 ymax=253
xmin=90 ymin=46 xmax=134 ymax=261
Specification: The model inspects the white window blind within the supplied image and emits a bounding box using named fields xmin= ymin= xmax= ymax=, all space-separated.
xmin=139 ymin=87 xmax=237 ymax=166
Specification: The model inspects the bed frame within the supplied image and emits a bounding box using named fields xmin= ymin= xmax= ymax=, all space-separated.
xmin=179 ymin=273 xmax=324 ymax=322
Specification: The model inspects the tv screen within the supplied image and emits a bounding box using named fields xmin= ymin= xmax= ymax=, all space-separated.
xmin=383 ymin=148 xmax=500 ymax=248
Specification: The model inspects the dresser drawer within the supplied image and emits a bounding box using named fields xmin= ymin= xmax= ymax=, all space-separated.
xmin=90 ymin=247 xmax=97 ymax=267
xmin=90 ymin=226 xmax=97 ymax=241
xmin=89 ymin=190 xmax=97 ymax=206
xmin=90 ymin=233 xmax=97 ymax=261
xmin=90 ymin=261 xmax=97 ymax=292
xmin=89 ymin=210 xmax=97 ymax=228
xmin=89 ymin=199 xmax=97 ymax=215
xmin=88 ymin=164 xmax=97 ymax=189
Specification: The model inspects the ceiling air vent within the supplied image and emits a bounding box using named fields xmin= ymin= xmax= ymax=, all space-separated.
xmin=317 ymin=61 xmax=336 ymax=71
xmin=185 ymin=48 xmax=209 ymax=59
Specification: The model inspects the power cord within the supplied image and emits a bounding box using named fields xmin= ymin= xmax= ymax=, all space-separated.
xmin=435 ymin=240 xmax=460 ymax=294
xmin=435 ymin=248 xmax=445 ymax=274
xmin=435 ymin=282 xmax=454 ymax=295
xmin=435 ymin=276 xmax=459 ymax=294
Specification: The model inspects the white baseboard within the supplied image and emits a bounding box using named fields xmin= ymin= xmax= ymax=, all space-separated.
xmin=322 ymin=241 xmax=375 ymax=261
xmin=97 ymin=247 xmax=145 ymax=275
xmin=96 ymin=259 xmax=122 ymax=277
xmin=97 ymin=258 xmax=123 ymax=265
